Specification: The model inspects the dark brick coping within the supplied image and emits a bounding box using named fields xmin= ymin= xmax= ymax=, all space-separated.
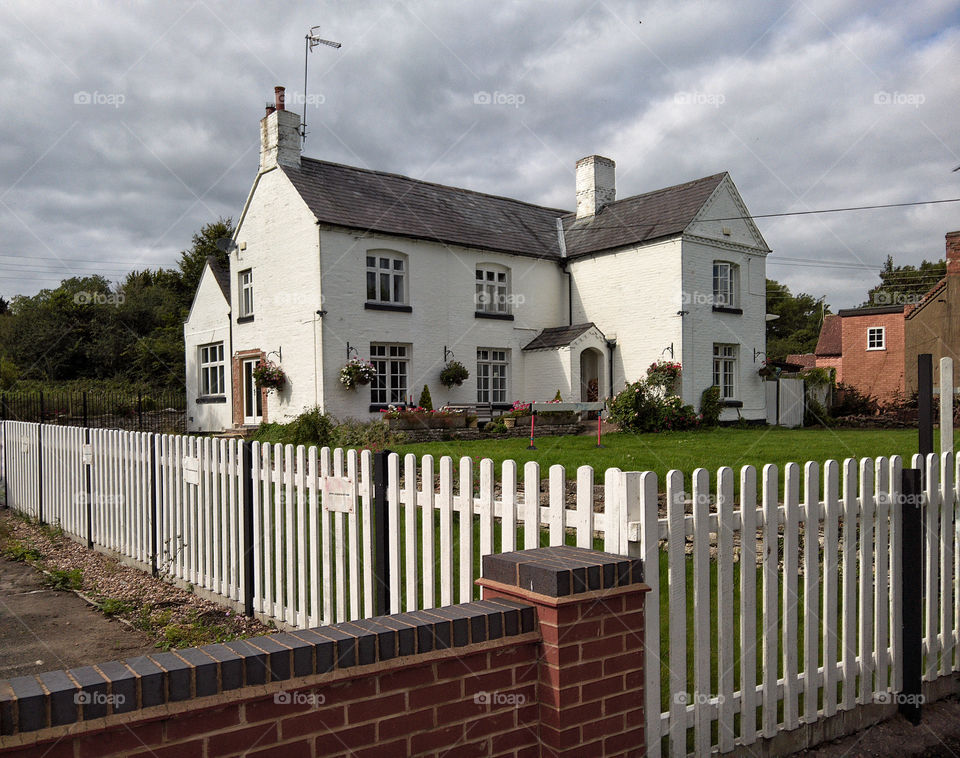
xmin=0 ymin=597 xmax=535 ymax=736
xmin=482 ymin=545 xmax=643 ymax=597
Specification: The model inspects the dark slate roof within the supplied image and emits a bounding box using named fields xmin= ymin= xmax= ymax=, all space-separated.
xmin=837 ymin=305 xmax=904 ymax=317
xmin=561 ymin=173 xmax=727 ymax=257
xmin=282 ymin=158 xmax=732 ymax=260
xmin=814 ymin=314 xmax=841 ymax=356
xmin=523 ymin=323 xmax=599 ymax=351
xmin=282 ymin=158 xmax=568 ymax=259
xmin=206 ymin=256 xmax=230 ymax=301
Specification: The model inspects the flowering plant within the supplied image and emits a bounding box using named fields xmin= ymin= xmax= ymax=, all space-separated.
xmin=647 ymin=360 xmax=682 ymax=383
xmin=379 ymin=405 xmax=465 ymax=419
xmin=439 ymin=360 xmax=469 ymax=388
xmin=340 ymin=357 xmax=376 ymax=390
xmin=252 ymin=360 xmax=286 ymax=391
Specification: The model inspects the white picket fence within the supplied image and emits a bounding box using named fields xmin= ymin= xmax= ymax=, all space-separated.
xmin=2 ymin=357 xmax=959 ymax=756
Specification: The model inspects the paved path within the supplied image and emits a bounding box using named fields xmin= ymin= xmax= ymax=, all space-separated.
xmin=0 ymin=555 xmax=154 ymax=679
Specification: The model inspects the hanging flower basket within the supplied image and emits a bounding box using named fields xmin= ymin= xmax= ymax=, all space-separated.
xmin=340 ymin=357 xmax=376 ymax=390
xmin=252 ymin=359 xmax=286 ymax=392
xmin=439 ymin=360 xmax=469 ymax=388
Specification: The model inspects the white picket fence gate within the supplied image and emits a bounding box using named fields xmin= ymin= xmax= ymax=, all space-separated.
xmin=1 ymin=354 xmax=958 ymax=756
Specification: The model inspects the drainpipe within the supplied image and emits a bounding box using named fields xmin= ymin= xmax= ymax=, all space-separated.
xmin=567 ymin=266 xmax=573 ymax=325
xmin=605 ymin=337 xmax=617 ymax=396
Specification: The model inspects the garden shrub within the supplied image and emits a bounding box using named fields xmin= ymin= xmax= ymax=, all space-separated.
xmin=255 ymin=408 xmax=403 ymax=450
xmin=699 ymin=386 xmax=722 ymax=427
xmin=831 ymin=382 xmax=878 ymax=417
xmin=609 ymin=378 xmax=700 ymax=433
xmin=419 ymin=384 xmax=433 ymax=411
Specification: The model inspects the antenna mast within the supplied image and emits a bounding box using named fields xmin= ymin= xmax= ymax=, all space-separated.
xmin=302 ymin=25 xmax=341 ymax=145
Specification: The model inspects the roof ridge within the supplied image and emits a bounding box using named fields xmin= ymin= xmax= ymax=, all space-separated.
xmin=560 ymin=171 xmax=728 ymax=220
xmin=297 ymin=156 xmax=571 ymax=216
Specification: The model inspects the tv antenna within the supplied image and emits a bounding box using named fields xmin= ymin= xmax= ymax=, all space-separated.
xmin=302 ymin=25 xmax=341 ymax=145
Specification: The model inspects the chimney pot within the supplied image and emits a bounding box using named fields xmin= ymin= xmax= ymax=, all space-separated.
xmin=275 ymin=86 xmax=285 ymax=111
xmin=265 ymin=103 xmax=276 ymax=116
xmin=947 ymin=231 xmax=960 ymax=277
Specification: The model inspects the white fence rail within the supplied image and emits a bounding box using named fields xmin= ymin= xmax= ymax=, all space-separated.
xmin=2 ymin=372 xmax=959 ymax=755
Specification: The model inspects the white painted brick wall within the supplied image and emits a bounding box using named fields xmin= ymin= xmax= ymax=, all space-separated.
xmin=317 ymin=229 xmax=567 ymax=418
xmin=569 ymin=237 xmax=685 ymax=394
xmin=184 ymin=265 xmax=232 ymax=432
xmin=231 ymin=168 xmax=324 ymax=425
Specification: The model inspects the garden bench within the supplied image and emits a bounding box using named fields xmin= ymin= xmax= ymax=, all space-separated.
xmin=441 ymin=402 xmax=494 ymax=423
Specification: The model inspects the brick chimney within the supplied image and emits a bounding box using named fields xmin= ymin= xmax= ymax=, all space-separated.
xmin=259 ymin=85 xmax=301 ymax=171
xmin=575 ymin=155 xmax=616 ymax=219
xmin=947 ymin=231 xmax=960 ymax=277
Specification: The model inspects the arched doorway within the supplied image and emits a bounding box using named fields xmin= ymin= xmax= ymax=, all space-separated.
xmin=579 ymin=348 xmax=603 ymax=402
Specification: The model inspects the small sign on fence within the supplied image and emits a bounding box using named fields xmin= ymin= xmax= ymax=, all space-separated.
xmin=82 ymin=444 xmax=93 ymax=465
xmin=182 ymin=456 xmax=200 ymax=486
xmin=321 ymin=476 xmax=355 ymax=513
xmin=20 ymin=436 xmax=29 ymax=453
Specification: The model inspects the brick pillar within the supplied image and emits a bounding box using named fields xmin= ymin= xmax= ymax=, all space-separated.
xmin=947 ymin=231 xmax=960 ymax=277
xmin=478 ymin=545 xmax=649 ymax=758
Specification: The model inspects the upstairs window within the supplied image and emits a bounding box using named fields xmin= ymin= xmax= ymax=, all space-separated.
xmin=712 ymin=261 xmax=739 ymax=309
xmin=370 ymin=344 xmax=409 ymax=406
xmin=867 ymin=326 xmax=885 ymax=350
xmin=198 ymin=342 xmax=225 ymax=397
xmin=475 ymin=265 xmax=510 ymax=314
xmin=713 ymin=344 xmax=738 ymax=400
xmin=239 ymin=269 xmax=254 ymax=317
xmin=366 ymin=253 xmax=406 ymax=305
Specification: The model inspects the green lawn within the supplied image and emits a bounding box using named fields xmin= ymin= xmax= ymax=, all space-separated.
xmin=392 ymin=426 xmax=928 ymax=484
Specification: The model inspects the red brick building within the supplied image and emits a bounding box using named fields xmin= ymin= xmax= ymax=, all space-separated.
xmin=834 ymin=305 xmax=905 ymax=403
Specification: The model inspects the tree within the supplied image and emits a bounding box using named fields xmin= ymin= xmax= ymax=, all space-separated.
xmin=765 ymin=279 xmax=827 ymax=361
xmin=0 ymin=296 xmax=8 ymax=315
xmin=862 ymin=255 xmax=946 ymax=308
xmin=176 ymin=217 xmax=234 ymax=309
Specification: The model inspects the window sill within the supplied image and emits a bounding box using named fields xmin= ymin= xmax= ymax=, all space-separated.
xmin=474 ymin=311 xmax=514 ymax=321
xmin=866 ymin=347 xmax=885 ymax=352
xmin=720 ymin=400 xmax=743 ymax=408
xmin=365 ymin=302 xmax=412 ymax=313
xmin=196 ymin=396 xmax=227 ymax=404
xmin=712 ymin=306 xmax=743 ymax=315
xmin=236 ymin=315 xmax=254 ymax=324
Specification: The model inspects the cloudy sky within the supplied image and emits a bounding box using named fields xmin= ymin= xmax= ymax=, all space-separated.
xmin=1 ymin=0 xmax=958 ymax=310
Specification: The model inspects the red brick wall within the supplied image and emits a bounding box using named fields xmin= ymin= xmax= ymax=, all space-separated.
xmin=840 ymin=313 xmax=904 ymax=403
xmin=815 ymin=355 xmax=842 ymax=384
xmin=480 ymin=583 xmax=647 ymax=757
xmin=2 ymin=642 xmax=541 ymax=758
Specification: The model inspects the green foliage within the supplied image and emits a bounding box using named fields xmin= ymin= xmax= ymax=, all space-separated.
xmin=552 ymin=389 xmax=563 ymax=402
xmin=484 ymin=418 xmax=507 ymax=434
xmin=255 ymin=408 xmax=403 ymax=450
xmin=2 ymin=540 xmax=42 ymax=562
xmin=175 ymin=217 xmax=234 ymax=306
xmin=699 ymin=386 xmax=722 ymax=426
xmin=765 ymin=279 xmax=827 ymax=361
xmin=832 ymin=382 xmax=878 ymax=417
xmin=43 ymin=568 xmax=83 ymax=591
xmin=97 ymin=597 xmax=132 ymax=616
xmin=800 ymin=367 xmax=835 ymax=387
xmin=0 ymin=218 xmax=234 ymax=390
xmin=0 ymin=355 xmax=17 ymax=390
xmin=439 ymin=360 xmax=469 ymax=388
xmin=804 ymin=397 xmax=834 ymax=427
xmin=863 ymin=255 xmax=945 ymax=308
xmin=419 ymin=384 xmax=433 ymax=411
xmin=609 ymin=379 xmax=700 ymax=432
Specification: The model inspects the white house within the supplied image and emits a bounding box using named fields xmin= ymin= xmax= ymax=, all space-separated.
xmin=184 ymin=86 xmax=771 ymax=433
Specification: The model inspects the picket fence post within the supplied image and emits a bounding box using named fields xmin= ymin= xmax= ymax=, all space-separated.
xmin=899 ymin=467 xmax=923 ymax=724
xmin=372 ymin=449 xmax=391 ymax=617
xmin=241 ymin=440 xmax=255 ymax=617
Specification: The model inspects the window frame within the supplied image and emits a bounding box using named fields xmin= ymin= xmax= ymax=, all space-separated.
xmin=475 ymin=264 xmax=511 ymax=315
xmin=712 ymin=261 xmax=739 ymax=310
xmin=369 ymin=343 xmax=410 ymax=407
xmin=198 ymin=342 xmax=225 ymax=398
xmin=365 ymin=252 xmax=408 ymax=307
xmin=238 ymin=269 xmax=254 ymax=318
xmin=713 ymin=343 xmax=738 ymax=401
xmin=867 ymin=326 xmax=885 ymax=351
xmin=477 ymin=348 xmax=509 ymax=405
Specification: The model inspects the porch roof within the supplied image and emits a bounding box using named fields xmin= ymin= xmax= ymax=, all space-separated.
xmin=522 ymin=323 xmax=602 ymax=351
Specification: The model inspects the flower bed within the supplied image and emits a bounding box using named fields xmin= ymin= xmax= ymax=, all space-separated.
xmin=382 ymin=406 xmax=467 ymax=430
